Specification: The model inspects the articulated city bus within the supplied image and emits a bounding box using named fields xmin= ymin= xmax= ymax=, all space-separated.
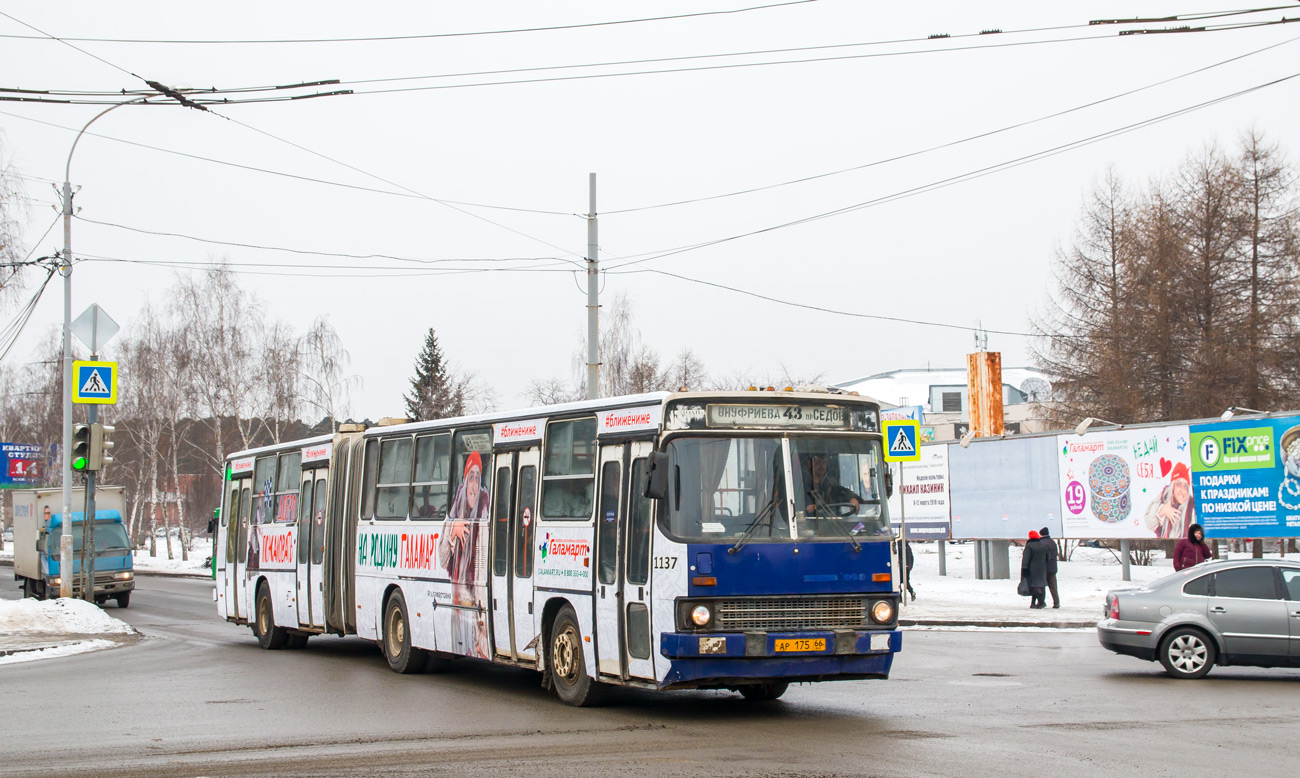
xmin=215 ymin=390 xmax=901 ymax=705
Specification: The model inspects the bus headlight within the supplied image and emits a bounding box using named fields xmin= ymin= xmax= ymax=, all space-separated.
xmin=691 ymin=605 xmax=712 ymax=627
xmin=870 ymin=600 xmax=895 ymax=624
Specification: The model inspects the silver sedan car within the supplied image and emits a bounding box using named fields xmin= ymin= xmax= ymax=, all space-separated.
xmin=1097 ymin=558 xmax=1300 ymax=679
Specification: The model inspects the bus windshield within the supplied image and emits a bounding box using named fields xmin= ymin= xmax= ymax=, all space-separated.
xmin=663 ymin=435 xmax=891 ymax=543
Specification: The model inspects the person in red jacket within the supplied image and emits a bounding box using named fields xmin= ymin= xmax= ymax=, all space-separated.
xmin=1173 ymin=523 xmax=1212 ymax=571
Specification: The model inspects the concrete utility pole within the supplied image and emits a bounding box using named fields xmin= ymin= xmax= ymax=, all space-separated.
xmin=59 ymin=98 xmax=145 ymax=597
xmin=586 ymin=173 xmax=599 ymax=400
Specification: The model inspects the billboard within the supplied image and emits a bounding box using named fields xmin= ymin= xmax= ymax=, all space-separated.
xmin=886 ymin=445 xmax=951 ymax=540
xmin=1057 ymin=426 xmax=1194 ymax=539
xmin=0 ymin=443 xmax=44 ymax=488
xmin=948 ymin=436 xmax=1062 ymax=539
xmin=1190 ymin=415 xmax=1300 ymax=538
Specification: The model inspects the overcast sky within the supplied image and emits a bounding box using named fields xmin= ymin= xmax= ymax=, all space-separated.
xmin=2 ymin=1 xmax=1298 ymax=418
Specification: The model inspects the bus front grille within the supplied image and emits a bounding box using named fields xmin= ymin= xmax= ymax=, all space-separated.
xmin=714 ymin=597 xmax=867 ymax=631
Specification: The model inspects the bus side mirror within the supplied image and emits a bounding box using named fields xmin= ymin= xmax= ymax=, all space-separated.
xmin=645 ymin=452 xmax=669 ymax=500
xmin=207 ymin=508 xmax=219 ymax=535
xmin=884 ymin=468 xmax=894 ymax=499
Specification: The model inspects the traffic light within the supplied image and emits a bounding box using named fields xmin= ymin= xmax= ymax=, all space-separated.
xmin=72 ymin=424 xmax=91 ymax=472
xmin=89 ymin=423 xmax=114 ymax=470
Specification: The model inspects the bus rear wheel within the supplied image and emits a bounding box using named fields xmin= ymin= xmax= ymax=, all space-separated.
xmin=254 ymin=582 xmax=288 ymax=650
xmin=739 ymin=681 xmax=789 ymax=701
xmin=549 ymin=605 xmax=603 ymax=707
xmin=383 ymin=590 xmax=429 ymax=674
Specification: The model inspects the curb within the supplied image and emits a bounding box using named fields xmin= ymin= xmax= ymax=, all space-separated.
xmin=901 ymin=618 xmax=1097 ymax=629
xmin=0 ymin=632 xmax=140 ymax=658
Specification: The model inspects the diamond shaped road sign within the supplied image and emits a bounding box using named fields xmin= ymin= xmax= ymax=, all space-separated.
xmin=71 ymin=304 xmax=120 ymax=354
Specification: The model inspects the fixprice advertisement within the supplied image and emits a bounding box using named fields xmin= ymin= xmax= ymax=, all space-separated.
xmin=1057 ymin=426 xmax=1195 ymax=539
xmin=1190 ymin=415 xmax=1300 ymax=538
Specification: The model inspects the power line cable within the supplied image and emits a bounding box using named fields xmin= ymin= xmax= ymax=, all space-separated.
xmin=603 ymin=69 xmax=1300 ymax=269
xmin=0 ymin=1 xmax=821 ymax=45
xmin=73 ymin=252 xmax=581 ymax=279
xmin=0 ymin=10 xmax=141 ymax=80
xmin=73 ymin=214 xmax=584 ymax=268
xmin=601 ymin=34 xmax=1300 ymax=214
xmin=0 ymin=110 xmax=573 ymax=216
xmin=0 ymin=264 xmax=57 ymax=363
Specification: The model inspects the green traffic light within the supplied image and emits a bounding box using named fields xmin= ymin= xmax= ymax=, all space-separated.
xmin=73 ymin=457 xmax=88 ymax=471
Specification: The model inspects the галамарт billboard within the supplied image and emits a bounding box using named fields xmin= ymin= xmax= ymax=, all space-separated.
xmin=1191 ymin=416 xmax=1300 ymax=538
xmin=1057 ymin=427 xmax=1196 ymax=539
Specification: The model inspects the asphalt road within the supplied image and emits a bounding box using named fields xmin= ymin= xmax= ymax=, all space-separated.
xmin=2 ymin=576 xmax=1298 ymax=778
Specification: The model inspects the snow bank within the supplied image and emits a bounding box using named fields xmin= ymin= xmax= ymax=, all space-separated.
xmin=0 ymin=639 xmax=118 ymax=666
xmin=0 ymin=597 xmax=137 ymax=636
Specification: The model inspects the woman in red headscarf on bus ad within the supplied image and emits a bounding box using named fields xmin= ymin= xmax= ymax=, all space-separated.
xmin=439 ymin=449 xmax=491 ymax=658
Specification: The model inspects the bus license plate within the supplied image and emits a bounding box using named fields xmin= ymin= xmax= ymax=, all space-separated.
xmin=775 ymin=638 xmax=824 ymax=653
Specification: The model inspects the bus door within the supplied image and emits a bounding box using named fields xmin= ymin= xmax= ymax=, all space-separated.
xmin=296 ymin=468 xmax=328 ymax=628
xmin=511 ymin=447 xmax=540 ymax=662
xmin=593 ymin=440 xmax=656 ymax=681
xmin=216 ymin=481 xmax=235 ymax=619
xmin=229 ymin=479 xmax=252 ymax=620
xmin=488 ymin=447 xmax=541 ymax=662
xmin=490 ymin=452 xmax=517 ymax=658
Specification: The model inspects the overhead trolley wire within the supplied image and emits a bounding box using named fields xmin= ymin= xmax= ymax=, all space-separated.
xmin=0 ymin=1 xmax=821 ymax=45
xmin=601 ymin=33 xmax=1300 ymax=214
xmin=602 ymin=68 xmax=1300 ymax=270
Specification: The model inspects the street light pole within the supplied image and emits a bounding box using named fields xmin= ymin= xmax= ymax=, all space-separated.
xmin=59 ymin=97 xmax=145 ymax=598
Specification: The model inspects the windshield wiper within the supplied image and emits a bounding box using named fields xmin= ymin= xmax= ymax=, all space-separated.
xmin=805 ymin=489 xmax=861 ymax=552
xmin=728 ymin=495 xmax=780 ymax=555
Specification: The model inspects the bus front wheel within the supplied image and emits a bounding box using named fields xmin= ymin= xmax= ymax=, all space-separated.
xmin=549 ymin=605 xmax=603 ymax=707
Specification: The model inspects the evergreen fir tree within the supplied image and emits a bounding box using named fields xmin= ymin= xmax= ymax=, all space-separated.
xmin=404 ymin=329 xmax=461 ymax=420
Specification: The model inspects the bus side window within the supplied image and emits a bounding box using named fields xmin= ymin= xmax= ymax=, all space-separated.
xmin=541 ymin=417 xmax=596 ymax=519
xmin=277 ymin=452 xmax=302 ymax=523
xmin=298 ymin=478 xmax=314 ymax=565
xmin=412 ymin=433 xmax=451 ymax=520
xmin=376 ymin=436 xmax=413 ymax=520
xmin=312 ymin=477 xmax=327 ymax=565
xmin=492 ymin=465 xmax=512 ymax=577
xmin=597 ymin=460 xmax=620 ymax=585
xmin=626 ymin=458 xmax=652 ymax=586
xmin=252 ymin=456 xmax=277 ymax=526
xmin=361 ymin=439 xmax=378 ymax=520
xmin=514 ymin=465 xmax=537 ymax=578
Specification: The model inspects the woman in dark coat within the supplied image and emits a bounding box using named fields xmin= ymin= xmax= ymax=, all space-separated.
xmin=1021 ymin=530 xmax=1049 ymax=609
xmin=1173 ymin=523 xmax=1212 ymax=571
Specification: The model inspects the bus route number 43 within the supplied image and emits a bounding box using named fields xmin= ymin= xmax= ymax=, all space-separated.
xmin=653 ymin=556 xmax=678 ymax=569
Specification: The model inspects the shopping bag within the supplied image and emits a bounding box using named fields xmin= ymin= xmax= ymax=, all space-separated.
xmin=1017 ymin=576 xmax=1030 ymax=597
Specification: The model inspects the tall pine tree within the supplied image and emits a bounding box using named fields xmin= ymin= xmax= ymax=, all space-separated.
xmin=404 ymin=329 xmax=462 ymax=421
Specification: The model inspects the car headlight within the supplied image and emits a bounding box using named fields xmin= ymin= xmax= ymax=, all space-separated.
xmin=870 ymin=599 xmax=895 ymax=624
xmin=50 ymin=576 xmax=61 ymax=586
xmin=113 ymin=571 xmax=133 ymax=580
xmin=691 ymin=604 xmax=712 ymax=627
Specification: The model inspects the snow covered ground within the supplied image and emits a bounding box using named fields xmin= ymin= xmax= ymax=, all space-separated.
xmin=0 ymin=597 xmax=137 ymax=665
xmin=902 ymin=541 xmax=1293 ymax=625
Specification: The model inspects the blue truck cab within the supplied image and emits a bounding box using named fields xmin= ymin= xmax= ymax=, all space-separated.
xmin=12 ymin=486 xmax=135 ymax=607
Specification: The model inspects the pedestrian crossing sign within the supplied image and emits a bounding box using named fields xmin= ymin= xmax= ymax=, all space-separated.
xmin=72 ymin=360 xmax=117 ymax=404
xmin=882 ymin=419 xmax=921 ymax=462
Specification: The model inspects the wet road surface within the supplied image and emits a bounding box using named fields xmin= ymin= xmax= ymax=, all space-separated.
xmin=3 ymin=576 xmax=1297 ymax=777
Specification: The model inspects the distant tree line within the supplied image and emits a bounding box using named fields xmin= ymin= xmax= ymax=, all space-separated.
xmin=1034 ymin=131 xmax=1300 ymax=423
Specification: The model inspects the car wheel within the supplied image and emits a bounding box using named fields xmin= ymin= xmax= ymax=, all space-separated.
xmin=739 ymin=681 xmax=789 ymax=701
xmin=549 ymin=605 xmax=604 ymax=707
xmin=115 ymin=592 xmax=130 ymax=609
xmin=254 ymin=582 xmax=288 ymax=650
xmin=1158 ymin=627 xmax=1215 ymax=679
xmin=383 ymin=590 xmax=429 ymax=674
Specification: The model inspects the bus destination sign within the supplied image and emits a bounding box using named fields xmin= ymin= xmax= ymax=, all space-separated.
xmin=707 ymin=404 xmax=848 ymax=429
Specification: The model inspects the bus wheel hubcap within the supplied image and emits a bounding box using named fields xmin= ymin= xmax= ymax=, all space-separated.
xmin=554 ymin=627 xmax=578 ymax=680
xmin=389 ymin=611 xmax=404 ymax=655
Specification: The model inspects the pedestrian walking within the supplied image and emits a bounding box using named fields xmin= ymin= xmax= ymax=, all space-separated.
xmin=1039 ymin=526 xmax=1060 ymax=608
xmin=1020 ymin=530 xmax=1048 ymax=609
xmin=1173 ymin=522 xmax=1212 ymax=571
xmin=904 ymin=541 xmax=916 ymax=599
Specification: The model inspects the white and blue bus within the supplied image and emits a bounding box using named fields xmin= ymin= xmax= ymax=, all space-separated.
xmin=215 ymin=389 xmax=901 ymax=704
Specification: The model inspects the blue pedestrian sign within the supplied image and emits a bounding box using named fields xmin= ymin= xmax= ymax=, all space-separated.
xmin=72 ymin=360 xmax=118 ymax=405
xmin=882 ymin=419 xmax=921 ymax=462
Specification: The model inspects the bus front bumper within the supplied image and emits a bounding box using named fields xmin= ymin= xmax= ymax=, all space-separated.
xmin=659 ymin=629 xmax=900 ymax=688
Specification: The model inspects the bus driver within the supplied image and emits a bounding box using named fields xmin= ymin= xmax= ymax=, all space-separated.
xmin=803 ymin=452 xmax=861 ymax=516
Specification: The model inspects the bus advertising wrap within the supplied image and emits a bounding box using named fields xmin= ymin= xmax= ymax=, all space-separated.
xmin=886 ymin=445 xmax=951 ymax=539
xmin=1190 ymin=415 xmax=1300 ymax=538
xmin=1057 ymin=426 xmax=1195 ymax=539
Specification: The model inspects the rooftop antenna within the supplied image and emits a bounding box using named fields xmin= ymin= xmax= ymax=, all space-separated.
xmin=973 ymin=321 xmax=989 ymax=352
